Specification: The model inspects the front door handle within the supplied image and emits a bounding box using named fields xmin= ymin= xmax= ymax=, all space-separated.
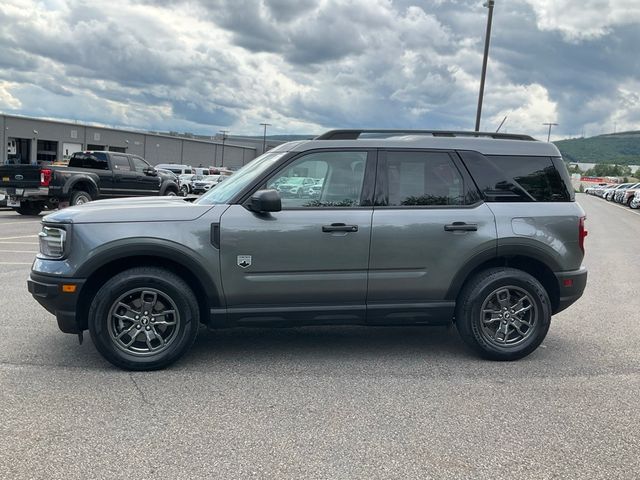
xmin=322 ymin=223 xmax=358 ymax=233
xmin=444 ymin=222 xmax=478 ymax=232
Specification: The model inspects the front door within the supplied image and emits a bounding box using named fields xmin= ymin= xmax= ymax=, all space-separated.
xmin=219 ymin=149 xmax=375 ymax=324
xmin=367 ymin=149 xmax=497 ymax=324
xmin=110 ymin=154 xmax=138 ymax=196
xmin=130 ymin=155 xmax=161 ymax=195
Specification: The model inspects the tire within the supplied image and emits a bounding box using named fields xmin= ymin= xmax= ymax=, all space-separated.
xmin=88 ymin=267 xmax=200 ymax=371
xmin=70 ymin=190 xmax=92 ymax=206
xmin=164 ymin=187 xmax=178 ymax=196
xmin=14 ymin=202 xmax=43 ymax=216
xmin=455 ymin=267 xmax=551 ymax=361
xmin=180 ymin=185 xmax=189 ymax=196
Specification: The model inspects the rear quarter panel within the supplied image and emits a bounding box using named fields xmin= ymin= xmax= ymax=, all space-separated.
xmin=488 ymin=202 xmax=586 ymax=271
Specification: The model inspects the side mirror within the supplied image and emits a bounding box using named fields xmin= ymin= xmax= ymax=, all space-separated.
xmin=144 ymin=167 xmax=157 ymax=176
xmin=248 ymin=189 xmax=281 ymax=213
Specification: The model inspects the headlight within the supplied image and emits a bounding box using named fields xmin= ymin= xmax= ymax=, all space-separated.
xmin=39 ymin=226 xmax=66 ymax=259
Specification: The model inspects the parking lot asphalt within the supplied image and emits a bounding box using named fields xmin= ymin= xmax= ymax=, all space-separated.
xmin=0 ymin=193 xmax=638 ymax=479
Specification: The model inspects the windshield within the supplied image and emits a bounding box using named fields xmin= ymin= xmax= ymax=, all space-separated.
xmin=196 ymin=152 xmax=287 ymax=205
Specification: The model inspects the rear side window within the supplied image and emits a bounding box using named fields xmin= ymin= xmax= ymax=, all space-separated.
xmin=68 ymin=152 xmax=109 ymax=170
xmin=459 ymin=152 xmax=572 ymax=202
xmin=111 ymin=155 xmax=132 ymax=172
xmin=379 ymin=151 xmax=468 ymax=206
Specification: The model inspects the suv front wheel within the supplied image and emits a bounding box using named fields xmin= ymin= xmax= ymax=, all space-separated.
xmin=455 ymin=268 xmax=551 ymax=361
xmin=88 ymin=267 xmax=200 ymax=370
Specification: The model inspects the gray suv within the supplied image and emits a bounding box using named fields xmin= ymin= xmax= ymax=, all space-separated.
xmin=28 ymin=130 xmax=588 ymax=370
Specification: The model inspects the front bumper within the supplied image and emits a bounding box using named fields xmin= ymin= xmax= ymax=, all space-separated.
xmin=28 ymin=272 xmax=86 ymax=334
xmin=553 ymin=266 xmax=588 ymax=314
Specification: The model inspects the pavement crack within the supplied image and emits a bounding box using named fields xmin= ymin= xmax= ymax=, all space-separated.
xmin=129 ymin=373 xmax=152 ymax=406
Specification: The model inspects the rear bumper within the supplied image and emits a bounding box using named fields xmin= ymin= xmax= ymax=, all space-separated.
xmin=553 ymin=266 xmax=588 ymax=314
xmin=27 ymin=272 xmax=86 ymax=334
xmin=0 ymin=186 xmax=49 ymax=199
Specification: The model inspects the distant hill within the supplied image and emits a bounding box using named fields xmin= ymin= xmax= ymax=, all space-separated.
xmin=554 ymin=131 xmax=640 ymax=165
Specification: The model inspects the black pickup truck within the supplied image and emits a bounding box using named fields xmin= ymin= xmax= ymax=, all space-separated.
xmin=0 ymin=151 xmax=180 ymax=215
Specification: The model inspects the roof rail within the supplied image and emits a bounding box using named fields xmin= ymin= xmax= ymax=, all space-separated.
xmin=314 ymin=129 xmax=536 ymax=141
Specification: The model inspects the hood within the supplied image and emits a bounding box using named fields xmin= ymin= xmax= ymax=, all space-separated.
xmin=43 ymin=196 xmax=214 ymax=224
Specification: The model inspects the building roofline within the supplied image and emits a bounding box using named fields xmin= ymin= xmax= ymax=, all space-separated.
xmin=0 ymin=113 xmax=255 ymax=150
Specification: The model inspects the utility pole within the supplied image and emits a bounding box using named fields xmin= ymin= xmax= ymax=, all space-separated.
xmin=543 ymin=122 xmax=558 ymax=142
xmin=475 ymin=0 xmax=495 ymax=132
xmin=219 ymin=130 xmax=229 ymax=166
xmin=260 ymin=123 xmax=271 ymax=154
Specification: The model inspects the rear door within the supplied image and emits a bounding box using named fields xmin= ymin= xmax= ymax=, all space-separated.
xmin=219 ymin=149 xmax=376 ymax=324
xmin=367 ymin=149 xmax=497 ymax=324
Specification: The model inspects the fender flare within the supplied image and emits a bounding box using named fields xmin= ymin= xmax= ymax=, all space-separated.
xmin=75 ymin=238 xmax=222 ymax=308
xmin=159 ymin=179 xmax=179 ymax=195
xmin=62 ymin=174 xmax=99 ymax=196
xmin=445 ymin=243 xmax=562 ymax=300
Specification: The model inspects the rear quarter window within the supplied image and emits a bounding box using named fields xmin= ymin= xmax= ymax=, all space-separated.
xmin=458 ymin=152 xmax=573 ymax=202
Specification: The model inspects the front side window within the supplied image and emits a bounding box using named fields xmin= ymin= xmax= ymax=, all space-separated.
xmin=131 ymin=156 xmax=149 ymax=173
xmin=266 ymin=151 xmax=368 ymax=209
xmin=381 ymin=151 xmax=466 ymax=206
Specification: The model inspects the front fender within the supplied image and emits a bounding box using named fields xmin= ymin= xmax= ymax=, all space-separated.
xmin=75 ymin=237 xmax=223 ymax=308
xmin=159 ymin=180 xmax=179 ymax=195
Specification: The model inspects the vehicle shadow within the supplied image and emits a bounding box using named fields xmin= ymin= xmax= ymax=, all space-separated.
xmin=182 ymin=324 xmax=470 ymax=368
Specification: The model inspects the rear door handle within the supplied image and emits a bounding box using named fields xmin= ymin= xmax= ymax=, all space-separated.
xmin=444 ymin=222 xmax=478 ymax=232
xmin=322 ymin=223 xmax=358 ymax=233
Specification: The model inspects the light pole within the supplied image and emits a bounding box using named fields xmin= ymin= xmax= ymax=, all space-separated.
xmin=543 ymin=122 xmax=558 ymax=142
xmin=260 ymin=122 xmax=271 ymax=153
xmin=475 ymin=0 xmax=495 ymax=132
xmin=219 ymin=130 xmax=229 ymax=167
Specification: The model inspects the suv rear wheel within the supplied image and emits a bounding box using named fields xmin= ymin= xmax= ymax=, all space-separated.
xmin=455 ymin=267 xmax=551 ymax=361
xmin=88 ymin=267 xmax=200 ymax=370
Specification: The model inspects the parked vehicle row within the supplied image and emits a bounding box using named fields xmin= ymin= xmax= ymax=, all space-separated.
xmin=0 ymin=151 xmax=180 ymax=215
xmin=0 ymin=156 xmax=235 ymax=214
xmin=584 ymin=182 xmax=640 ymax=209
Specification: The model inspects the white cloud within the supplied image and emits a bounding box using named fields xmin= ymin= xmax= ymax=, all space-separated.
xmin=523 ymin=0 xmax=640 ymax=41
xmin=0 ymin=81 xmax=22 ymax=109
xmin=0 ymin=0 xmax=638 ymax=139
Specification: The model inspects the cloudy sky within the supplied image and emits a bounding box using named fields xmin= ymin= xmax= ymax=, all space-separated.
xmin=0 ymin=0 xmax=639 ymax=140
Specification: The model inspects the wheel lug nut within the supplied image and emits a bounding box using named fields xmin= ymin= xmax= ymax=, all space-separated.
xmin=144 ymin=311 xmax=148 ymax=315
xmin=136 ymin=325 xmax=141 ymax=329
xmin=135 ymin=315 xmax=139 ymax=319
xmin=145 ymin=326 xmax=151 ymax=331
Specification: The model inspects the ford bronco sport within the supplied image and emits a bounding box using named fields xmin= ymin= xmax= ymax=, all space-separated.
xmin=28 ymin=130 xmax=587 ymax=370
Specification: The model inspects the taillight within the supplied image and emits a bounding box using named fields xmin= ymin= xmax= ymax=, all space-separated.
xmin=40 ymin=169 xmax=52 ymax=187
xmin=579 ymin=216 xmax=587 ymax=253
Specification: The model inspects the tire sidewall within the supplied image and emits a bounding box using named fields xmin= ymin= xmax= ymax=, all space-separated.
xmin=457 ymin=269 xmax=551 ymax=360
xmin=89 ymin=270 xmax=199 ymax=370
xmin=70 ymin=190 xmax=92 ymax=206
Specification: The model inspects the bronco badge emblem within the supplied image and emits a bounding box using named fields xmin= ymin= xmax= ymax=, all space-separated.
xmin=237 ymin=255 xmax=252 ymax=268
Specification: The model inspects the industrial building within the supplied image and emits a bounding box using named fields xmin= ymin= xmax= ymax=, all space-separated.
xmin=1 ymin=114 xmax=282 ymax=169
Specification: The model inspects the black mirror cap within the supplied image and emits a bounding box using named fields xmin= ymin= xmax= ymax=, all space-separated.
xmin=144 ymin=167 xmax=157 ymax=176
xmin=248 ymin=189 xmax=281 ymax=213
